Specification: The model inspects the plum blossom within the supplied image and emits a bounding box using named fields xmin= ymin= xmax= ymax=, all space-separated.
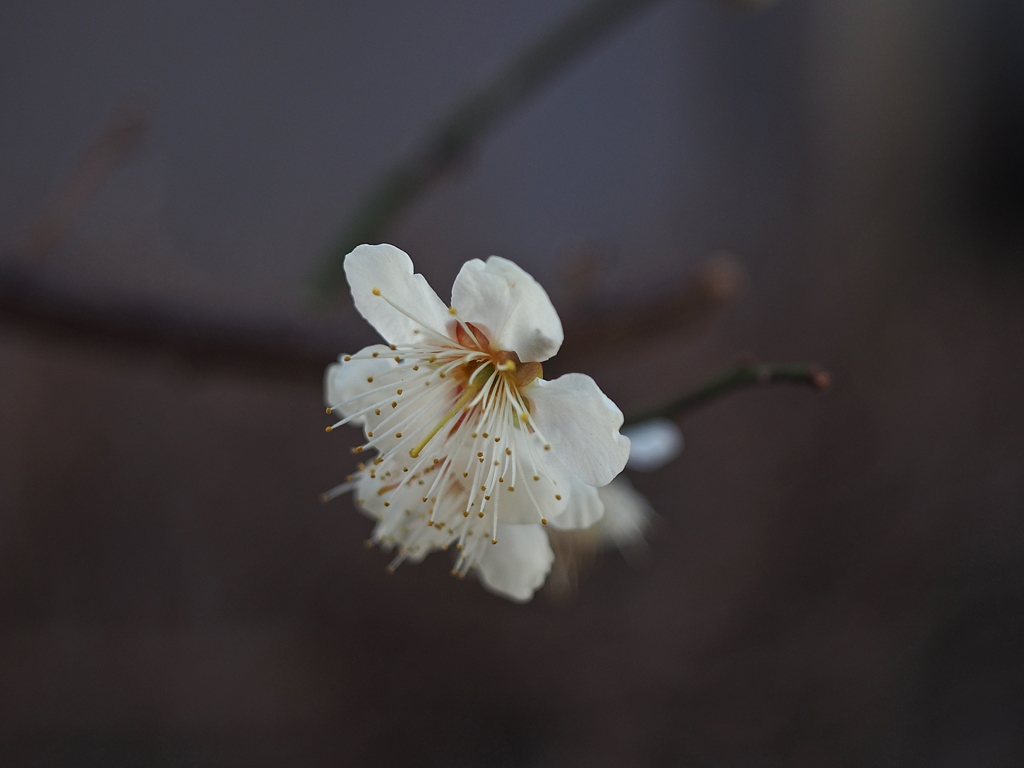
xmin=323 ymin=244 xmax=630 ymax=602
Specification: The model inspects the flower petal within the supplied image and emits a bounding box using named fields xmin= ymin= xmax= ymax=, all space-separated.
xmin=344 ymin=244 xmax=452 ymax=346
xmin=547 ymin=473 xmax=605 ymax=530
xmin=450 ymin=256 xmax=563 ymax=362
xmin=528 ymin=373 xmax=630 ymax=487
xmin=324 ymin=345 xmax=398 ymax=426
xmin=476 ymin=524 xmax=554 ymax=603
xmin=594 ymin=476 xmax=654 ymax=548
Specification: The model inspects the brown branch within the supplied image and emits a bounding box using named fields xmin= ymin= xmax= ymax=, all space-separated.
xmin=558 ymin=253 xmax=746 ymax=361
xmin=0 ymin=258 xmax=356 ymax=380
xmin=0 ymin=251 xmax=744 ymax=382
xmin=311 ymin=0 xmax=670 ymax=300
xmin=16 ymin=99 xmax=150 ymax=260
xmin=626 ymin=362 xmax=831 ymax=425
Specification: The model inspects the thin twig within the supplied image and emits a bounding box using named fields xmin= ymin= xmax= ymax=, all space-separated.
xmin=626 ymin=363 xmax=830 ymax=424
xmin=312 ymin=0 xmax=668 ymax=300
xmin=559 ymin=253 xmax=746 ymax=361
xmin=16 ymin=100 xmax=149 ymax=260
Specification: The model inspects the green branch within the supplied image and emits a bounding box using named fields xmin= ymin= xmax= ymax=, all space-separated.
xmin=312 ymin=0 xmax=668 ymax=300
xmin=625 ymin=363 xmax=830 ymax=425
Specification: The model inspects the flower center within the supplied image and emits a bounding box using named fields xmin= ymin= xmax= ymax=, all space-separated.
xmin=325 ymin=302 xmax=562 ymax=575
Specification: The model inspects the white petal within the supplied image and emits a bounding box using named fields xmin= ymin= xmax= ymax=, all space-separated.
xmin=528 ymin=373 xmax=630 ymax=487
xmin=594 ymin=476 xmax=654 ymax=548
xmin=622 ymin=418 xmax=683 ymax=471
xmin=547 ymin=474 xmax=605 ymax=530
xmin=324 ymin=345 xmax=398 ymax=426
xmin=344 ymin=244 xmax=452 ymax=346
xmin=476 ymin=524 xmax=554 ymax=603
xmin=450 ymin=256 xmax=563 ymax=362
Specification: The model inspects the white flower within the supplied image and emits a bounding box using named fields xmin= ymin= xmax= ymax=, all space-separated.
xmin=323 ymin=244 xmax=631 ymax=602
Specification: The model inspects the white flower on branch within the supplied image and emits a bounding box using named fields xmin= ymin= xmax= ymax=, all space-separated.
xmin=323 ymin=244 xmax=630 ymax=602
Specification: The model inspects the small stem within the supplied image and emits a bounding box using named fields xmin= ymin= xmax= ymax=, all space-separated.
xmin=311 ymin=0 xmax=667 ymax=300
xmin=625 ymin=363 xmax=830 ymax=425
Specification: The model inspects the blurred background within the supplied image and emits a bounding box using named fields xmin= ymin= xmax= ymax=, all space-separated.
xmin=2 ymin=0 xmax=1024 ymax=764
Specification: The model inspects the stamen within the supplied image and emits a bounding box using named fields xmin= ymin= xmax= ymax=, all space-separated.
xmin=409 ymin=382 xmax=481 ymax=459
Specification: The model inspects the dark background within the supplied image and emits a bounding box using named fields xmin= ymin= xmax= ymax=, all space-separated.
xmin=2 ymin=0 xmax=1024 ymax=765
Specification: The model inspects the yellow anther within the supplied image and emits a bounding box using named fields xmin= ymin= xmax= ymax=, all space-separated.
xmin=366 ymin=376 xmax=373 ymax=383
xmin=449 ymin=306 xmax=457 ymax=315
xmin=325 ymin=425 xmax=333 ymax=433
xmin=392 ymin=401 xmax=397 ymax=408
xmin=544 ymin=444 xmax=551 ymax=451
xmin=541 ymin=518 xmax=547 ymax=525
xmin=491 ymin=539 xmax=498 ymax=545
xmin=372 ymin=287 xmax=381 ymax=296
xmin=395 ymin=432 xmax=402 ymax=438
xmin=478 ymin=512 xmax=484 ymax=518
xmin=372 ymin=351 xmax=379 ymax=358
xmin=367 ymin=431 xmax=373 ymax=437
xmin=533 ymin=475 xmax=539 ymax=481
xmin=326 ymin=407 xmax=333 ymax=414
xmin=555 ymin=494 xmax=562 ymax=500
xmin=508 ymin=486 xmax=514 ymax=492
xmin=343 ymin=355 xmax=351 ymax=361
xmin=505 ymin=448 xmax=511 ymax=455
xmin=374 ymin=409 xmax=381 ymax=415
xmin=397 ymin=389 xmax=403 ymax=395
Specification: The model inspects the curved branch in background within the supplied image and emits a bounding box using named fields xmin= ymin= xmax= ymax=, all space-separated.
xmin=16 ymin=99 xmax=149 ymax=260
xmin=625 ymin=362 xmax=831 ymax=425
xmin=0 ymin=258 xmax=346 ymax=380
xmin=0 ymin=253 xmax=737 ymax=381
xmin=558 ymin=252 xmax=746 ymax=362
xmin=312 ymin=0 xmax=670 ymax=300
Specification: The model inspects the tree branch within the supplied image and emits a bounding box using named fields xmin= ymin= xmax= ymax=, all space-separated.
xmin=0 ymin=258 xmax=351 ymax=380
xmin=312 ymin=0 xmax=669 ymax=300
xmin=626 ymin=363 xmax=830 ymax=424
